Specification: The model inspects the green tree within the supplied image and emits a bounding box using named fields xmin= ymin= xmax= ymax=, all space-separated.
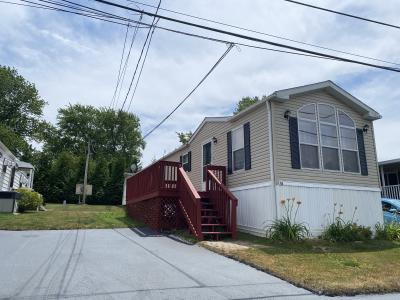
xmin=0 ymin=65 xmax=48 ymax=158
xmin=233 ymin=96 xmax=261 ymax=115
xmin=176 ymin=131 xmax=193 ymax=145
xmin=47 ymin=151 xmax=80 ymax=203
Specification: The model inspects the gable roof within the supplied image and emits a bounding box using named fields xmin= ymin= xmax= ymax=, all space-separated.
xmin=17 ymin=161 xmax=34 ymax=170
xmin=268 ymin=80 xmax=381 ymax=121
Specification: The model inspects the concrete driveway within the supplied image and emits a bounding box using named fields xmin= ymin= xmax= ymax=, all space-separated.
xmin=0 ymin=229 xmax=399 ymax=300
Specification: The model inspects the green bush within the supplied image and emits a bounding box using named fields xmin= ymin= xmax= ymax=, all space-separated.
xmin=17 ymin=188 xmax=44 ymax=213
xmin=375 ymin=223 xmax=400 ymax=241
xmin=267 ymin=198 xmax=309 ymax=241
xmin=321 ymin=204 xmax=372 ymax=242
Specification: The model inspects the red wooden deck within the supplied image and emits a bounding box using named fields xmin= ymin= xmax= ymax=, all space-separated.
xmin=125 ymin=161 xmax=237 ymax=240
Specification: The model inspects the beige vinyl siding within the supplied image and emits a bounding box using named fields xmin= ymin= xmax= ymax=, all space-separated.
xmin=163 ymin=104 xmax=271 ymax=190
xmin=271 ymin=90 xmax=380 ymax=188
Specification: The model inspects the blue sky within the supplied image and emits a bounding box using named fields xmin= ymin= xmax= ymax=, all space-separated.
xmin=1 ymin=0 xmax=400 ymax=165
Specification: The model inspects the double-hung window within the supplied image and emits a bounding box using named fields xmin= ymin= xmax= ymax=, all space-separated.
xmin=298 ymin=104 xmax=320 ymax=169
xmin=318 ymin=104 xmax=340 ymax=171
xmin=182 ymin=153 xmax=189 ymax=171
xmin=338 ymin=111 xmax=360 ymax=173
xmin=232 ymin=127 xmax=245 ymax=171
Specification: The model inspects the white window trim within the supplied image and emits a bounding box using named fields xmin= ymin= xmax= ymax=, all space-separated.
xmin=231 ymin=125 xmax=245 ymax=173
xmin=317 ymin=103 xmax=341 ymax=172
xmin=297 ymin=103 xmax=362 ymax=175
xmin=297 ymin=103 xmax=320 ymax=170
xmin=338 ymin=110 xmax=361 ymax=174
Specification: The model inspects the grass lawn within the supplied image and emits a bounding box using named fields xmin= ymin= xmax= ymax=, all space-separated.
xmin=0 ymin=204 xmax=137 ymax=230
xmin=201 ymin=232 xmax=400 ymax=296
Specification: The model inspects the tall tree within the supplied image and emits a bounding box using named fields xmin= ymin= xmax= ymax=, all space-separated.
xmin=0 ymin=65 xmax=48 ymax=158
xmin=233 ymin=96 xmax=261 ymax=115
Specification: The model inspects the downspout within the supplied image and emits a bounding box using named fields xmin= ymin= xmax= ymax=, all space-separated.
xmin=267 ymin=100 xmax=279 ymax=220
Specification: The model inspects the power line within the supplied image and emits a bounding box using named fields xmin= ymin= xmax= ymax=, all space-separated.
xmin=4 ymin=0 xmax=400 ymax=73
xmin=143 ymin=44 xmax=234 ymax=139
xmin=93 ymin=0 xmax=400 ymax=73
xmin=120 ymin=0 xmax=162 ymax=111
xmin=126 ymin=21 xmax=158 ymax=112
xmin=125 ymin=0 xmax=400 ymax=67
xmin=0 ymin=0 xmax=138 ymax=26
xmin=110 ymin=24 xmax=130 ymax=108
xmin=282 ymin=0 xmax=400 ymax=30
xmin=0 ymin=0 xmax=338 ymax=64
xmin=114 ymin=14 xmax=142 ymax=108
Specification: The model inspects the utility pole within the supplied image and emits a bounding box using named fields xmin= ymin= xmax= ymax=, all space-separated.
xmin=82 ymin=140 xmax=91 ymax=205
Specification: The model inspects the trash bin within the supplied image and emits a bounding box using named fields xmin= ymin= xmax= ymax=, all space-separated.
xmin=0 ymin=191 xmax=21 ymax=213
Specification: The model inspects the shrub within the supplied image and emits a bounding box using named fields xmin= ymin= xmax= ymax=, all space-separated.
xmin=322 ymin=204 xmax=372 ymax=242
xmin=267 ymin=198 xmax=309 ymax=241
xmin=17 ymin=188 xmax=44 ymax=213
xmin=375 ymin=223 xmax=400 ymax=241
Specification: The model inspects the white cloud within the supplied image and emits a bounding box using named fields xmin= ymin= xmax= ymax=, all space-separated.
xmin=1 ymin=0 xmax=399 ymax=165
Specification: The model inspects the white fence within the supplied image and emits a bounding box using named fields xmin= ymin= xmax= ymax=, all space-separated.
xmin=381 ymin=185 xmax=400 ymax=200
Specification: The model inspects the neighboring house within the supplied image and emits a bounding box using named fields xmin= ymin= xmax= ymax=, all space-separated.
xmin=0 ymin=140 xmax=34 ymax=191
xmin=159 ymin=80 xmax=383 ymax=236
xmin=379 ymin=158 xmax=400 ymax=200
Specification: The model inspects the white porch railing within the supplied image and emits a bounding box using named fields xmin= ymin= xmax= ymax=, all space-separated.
xmin=381 ymin=185 xmax=400 ymax=200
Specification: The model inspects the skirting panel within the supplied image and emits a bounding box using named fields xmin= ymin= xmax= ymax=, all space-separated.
xmin=275 ymin=183 xmax=384 ymax=235
xmin=231 ymin=182 xmax=275 ymax=236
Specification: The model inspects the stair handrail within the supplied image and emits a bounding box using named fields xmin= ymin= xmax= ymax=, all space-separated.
xmin=206 ymin=168 xmax=238 ymax=239
xmin=177 ymin=167 xmax=203 ymax=240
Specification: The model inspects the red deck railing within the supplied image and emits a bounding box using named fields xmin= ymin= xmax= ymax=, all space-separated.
xmin=126 ymin=161 xmax=237 ymax=240
xmin=177 ymin=167 xmax=203 ymax=240
xmin=205 ymin=166 xmax=238 ymax=239
xmin=126 ymin=161 xmax=180 ymax=204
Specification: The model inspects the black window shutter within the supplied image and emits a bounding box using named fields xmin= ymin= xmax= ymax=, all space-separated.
xmin=227 ymin=131 xmax=233 ymax=174
xmin=356 ymin=128 xmax=368 ymax=176
xmin=243 ymin=122 xmax=251 ymax=170
xmin=188 ymin=151 xmax=192 ymax=172
xmin=179 ymin=155 xmax=182 ymax=164
xmin=289 ymin=117 xmax=301 ymax=169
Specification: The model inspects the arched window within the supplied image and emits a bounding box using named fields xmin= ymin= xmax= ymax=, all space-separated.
xmin=338 ymin=110 xmax=360 ymax=173
xmin=297 ymin=104 xmax=360 ymax=173
xmin=318 ymin=104 xmax=340 ymax=171
xmin=298 ymin=104 xmax=319 ymax=169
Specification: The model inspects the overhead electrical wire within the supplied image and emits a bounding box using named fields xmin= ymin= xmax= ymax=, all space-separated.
xmin=3 ymin=0 xmax=399 ymax=73
xmin=126 ymin=6 xmax=161 ymax=112
xmin=120 ymin=0 xmax=162 ymax=111
xmin=0 ymin=0 xmax=141 ymax=26
xmin=124 ymin=0 xmax=400 ymax=67
xmin=93 ymin=0 xmax=400 ymax=73
xmin=109 ymin=24 xmax=130 ymax=108
xmin=282 ymin=0 xmax=400 ymax=30
xmin=126 ymin=21 xmax=158 ymax=112
xmin=0 ymin=0 xmax=339 ymax=64
xmin=143 ymin=44 xmax=234 ymax=139
xmin=113 ymin=14 xmax=142 ymax=108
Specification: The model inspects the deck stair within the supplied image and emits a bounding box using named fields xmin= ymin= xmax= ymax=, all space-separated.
xmin=200 ymin=195 xmax=232 ymax=240
xmin=126 ymin=161 xmax=237 ymax=241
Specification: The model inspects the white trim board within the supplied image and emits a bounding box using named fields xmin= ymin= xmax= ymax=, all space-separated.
xmin=278 ymin=180 xmax=381 ymax=192
xmin=229 ymin=181 xmax=272 ymax=192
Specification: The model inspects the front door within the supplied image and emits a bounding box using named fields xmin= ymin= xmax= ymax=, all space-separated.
xmin=202 ymin=141 xmax=212 ymax=190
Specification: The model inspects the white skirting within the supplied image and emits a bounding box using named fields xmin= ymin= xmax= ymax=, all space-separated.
xmin=230 ymin=180 xmax=384 ymax=237
xmin=276 ymin=181 xmax=384 ymax=236
xmin=231 ymin=182 xmax=276 ymax=236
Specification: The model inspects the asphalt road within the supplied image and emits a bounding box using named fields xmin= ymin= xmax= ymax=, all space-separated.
xmin=0 ymin=228 xmax=399 ymax=300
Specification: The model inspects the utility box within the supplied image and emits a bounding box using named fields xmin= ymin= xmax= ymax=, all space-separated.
xmin=0 ymin=191 xmax=20 ymax=213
